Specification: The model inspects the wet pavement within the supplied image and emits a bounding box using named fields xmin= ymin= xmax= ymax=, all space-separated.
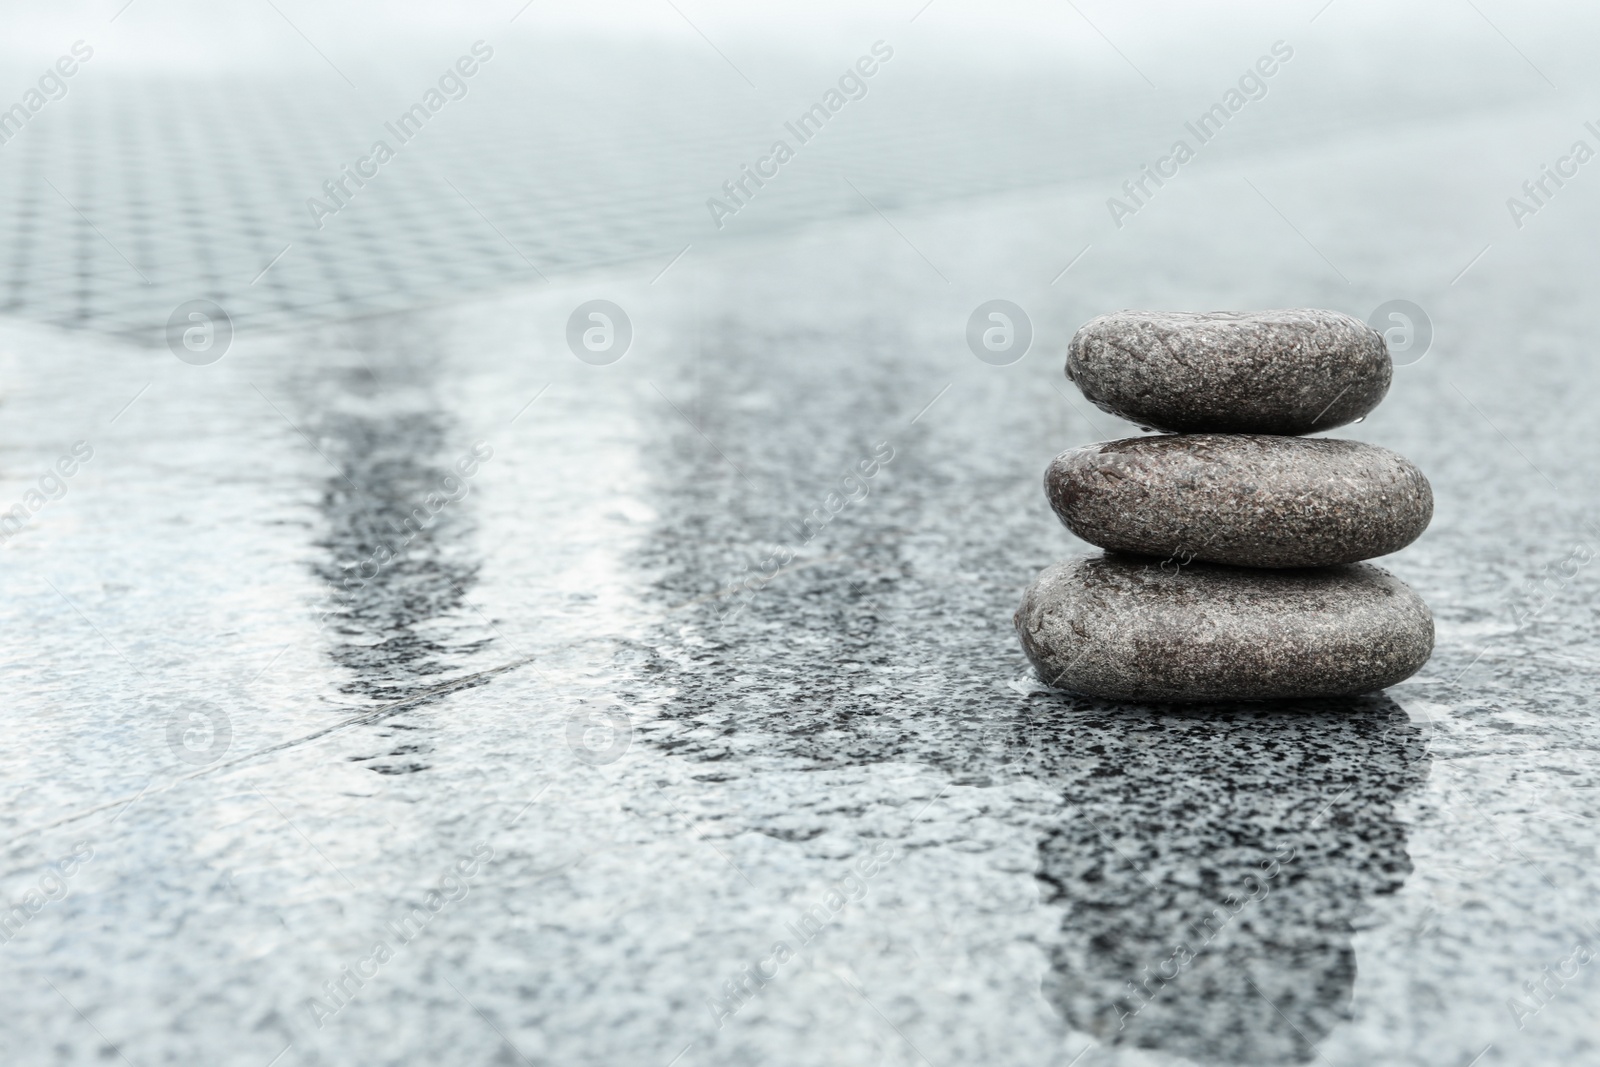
xmin=3 ymin=7 xmax=1600 ymax=1067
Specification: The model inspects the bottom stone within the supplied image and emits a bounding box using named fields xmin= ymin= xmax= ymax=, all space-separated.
xmin=1015 ymin=554 xmax=1433 ymax=702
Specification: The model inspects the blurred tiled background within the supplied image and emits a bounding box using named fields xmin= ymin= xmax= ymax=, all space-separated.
xmin=0 ymin=0 xmax=1585 ymax=341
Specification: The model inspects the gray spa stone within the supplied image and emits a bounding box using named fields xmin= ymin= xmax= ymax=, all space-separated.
xmin=1065 ymin=309 xmax=1391 ymax=434
xmin=1046 ymin=434 xmax=1433 ymax=568
xmin=1014 ymin=554 xmax=1433 ymax=702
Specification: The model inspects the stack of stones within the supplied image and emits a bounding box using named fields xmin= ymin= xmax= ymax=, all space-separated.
xmin=1015 ymin=309 xmax=1435 ymax=702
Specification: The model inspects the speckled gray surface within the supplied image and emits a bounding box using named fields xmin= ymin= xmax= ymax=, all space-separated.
xmin=1046 ymin=435 xmax=1433 ymax=568
xmin=1016 ymin=555 xmax=1434 ymax=700
xmin=2 ymin=37 xmax=1600 ymax=1067
xmin=1030 ymin=693 xmax=1430 ymax=1061
xmin=1066 ymin=310 xmax=1391 ymax=435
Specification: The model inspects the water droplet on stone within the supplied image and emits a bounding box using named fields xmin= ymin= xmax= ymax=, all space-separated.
xmin=1354 ymin=415 xmax=1366 ymax=423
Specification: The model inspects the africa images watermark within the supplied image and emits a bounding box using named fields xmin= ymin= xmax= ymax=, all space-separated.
xmin=1107 ymin=40 xmax=1294 ymax=229
xmin=716 ymin=440 xmax=895 ymax=625
xmin=0 ymin=40 xmax=94 ymax=147
xmin=1506 ymin=920 xmax=1600 ymax=1030
xmin=1505 ymin=120 xmax=1600 ymax=230
xmin=1109 ymin=843 xmax=1298 ymax=1032
xmin=0 ymin=441 xmax=94 ymax=544
xmin=305 ymin=842 xmax=495 ymax=1029
xmin=312 ymin=440 xmax=493 ymax=626
xmin=306 ymin=41 xmax=495 ymax=229
xmin=0 ymin=841 xmax=94 ymax=946
xmin=706 ymin=40 xmax=895 ymax=229
xmin=165 ymin=699 xmax=233 ymax=766
xmin=705 ymin=842 xmax=897 ymax=1029
xmin=1506 ymin=521 xmax=1598 ymax=629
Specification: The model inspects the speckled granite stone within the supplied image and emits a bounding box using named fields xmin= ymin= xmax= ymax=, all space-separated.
xmin=1015 ymin=554 xmax=1433 ymax=701
xmin=1030 ymin=695 xmax=1429 ymax=1062
xmin=1065 ymin=309 xmax=1391 ymax=434
xmin=1046 ymin=434 xmax=1433 ymax=568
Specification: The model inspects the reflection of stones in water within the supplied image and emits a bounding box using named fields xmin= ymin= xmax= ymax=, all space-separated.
xmin=307 ymin=353 xmax=492 ymax=775
xmin=606 ymin=321 xmax=1428 ymax=1058
xmin=1024 ymin=695 xmax=1430 ymax=1065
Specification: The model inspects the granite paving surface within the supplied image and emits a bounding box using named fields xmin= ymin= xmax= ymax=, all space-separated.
xmin=1 ymin=12 xmax=1600 ymax=1067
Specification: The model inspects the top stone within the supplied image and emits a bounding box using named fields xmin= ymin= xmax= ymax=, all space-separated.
xmin=1066 ymin=309 xmax=1391 ymax=435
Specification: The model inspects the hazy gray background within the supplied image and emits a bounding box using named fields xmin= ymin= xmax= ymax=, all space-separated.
xmin=0 ymin=0 xmax=1593 ymax=337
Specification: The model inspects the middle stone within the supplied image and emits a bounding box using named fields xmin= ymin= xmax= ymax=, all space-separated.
xmin=1047 ymin=434 xmax=1433 ymax=568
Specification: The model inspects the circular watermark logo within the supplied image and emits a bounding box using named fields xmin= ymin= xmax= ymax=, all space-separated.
xmin=166 ymin=300 xmax=233 ymax=365
xmin=966 ymin=300 xmax=1032 ymax=366
xmin=165 ymin=701 xmax=233 ymax=765
xmin=566 ymin=300 xmax=632 ymax=366
xmin=1368 ymin=299 xmax=1432 ymax=367
xmin=566 ymin=707 xmax=632 ymax=766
